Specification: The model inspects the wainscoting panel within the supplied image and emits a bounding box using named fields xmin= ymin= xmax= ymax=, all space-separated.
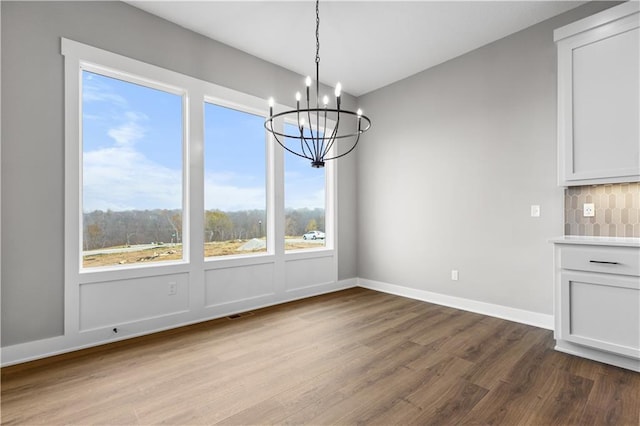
xmin=285 ymin=256 xmax=335 ymax=291
xmin=79 ymin=273 xmax=189 ymax=331
xmin=204 ymin=263 xmax=275 ymax=308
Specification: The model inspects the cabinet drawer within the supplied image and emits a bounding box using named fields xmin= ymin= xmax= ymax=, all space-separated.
xmin=561 ymin=246 xmax=640 ymax=276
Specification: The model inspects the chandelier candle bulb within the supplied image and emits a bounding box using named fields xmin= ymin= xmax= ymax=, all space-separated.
xmin=268 ymin=97 xmax=274 ymax=116
xmin=323 ymin=95 xmax=329 ymax=107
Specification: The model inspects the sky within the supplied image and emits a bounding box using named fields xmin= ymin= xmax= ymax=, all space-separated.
xmin=82 ymin=71 xmax=324 ymax=213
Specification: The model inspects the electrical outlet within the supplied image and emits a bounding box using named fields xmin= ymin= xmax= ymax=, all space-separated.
xmin=451 ymin=270 xmax=459 ymax=281
xmin=530 ymin=205 xmax=540 ymax=217
xmin=168 ymin=282 xmax=177 ymax=296
xmin=583 ymin=203 xmax=595 ymax=217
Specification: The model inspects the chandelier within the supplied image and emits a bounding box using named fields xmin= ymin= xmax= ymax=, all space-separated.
xmin=264 ymin=0 xmax=371 ymax=168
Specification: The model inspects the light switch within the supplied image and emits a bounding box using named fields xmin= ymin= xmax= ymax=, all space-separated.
xmin=530 ymin=205 xmax=540 ymax=217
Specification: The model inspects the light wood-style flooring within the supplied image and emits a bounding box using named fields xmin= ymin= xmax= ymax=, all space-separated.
xmin=2 ymin=288 xmax=639 ymax=425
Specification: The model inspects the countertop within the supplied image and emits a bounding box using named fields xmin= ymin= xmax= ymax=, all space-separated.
xmin=550 ymin=236 xmax=640 ymax=248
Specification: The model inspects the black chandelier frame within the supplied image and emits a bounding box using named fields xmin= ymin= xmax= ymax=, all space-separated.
xmin=264 ymin=0 xmax=371 ymax=168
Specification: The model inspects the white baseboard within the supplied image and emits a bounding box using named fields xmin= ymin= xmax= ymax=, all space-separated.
xmin=555 ymin=341 xmax=640 ymax=372
xmin=1 ymin=278 xmax=357 ymax=367
xmin=358 ymin=278 xmax=554 ymax=330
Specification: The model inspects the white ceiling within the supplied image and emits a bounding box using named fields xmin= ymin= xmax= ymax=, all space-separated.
xmin=126 ymin=1 xmax=588 ymax=97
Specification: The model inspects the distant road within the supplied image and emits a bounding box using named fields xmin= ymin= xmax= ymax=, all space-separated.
xmin=286 ymin=238 xmax=324 ymax=244
xmin=83 ymin=244 xmax=178 ymax=256
xmin=84 ymin=239 xmax=322 ymax=256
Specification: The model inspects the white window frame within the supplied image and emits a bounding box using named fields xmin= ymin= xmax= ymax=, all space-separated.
xmin=77 ymin=64 xmax=190 ymax=271
xmin=62 ymin=38 xmax=337 ymax=334
xmin=202 ymin=95 xmax=275 ymax=261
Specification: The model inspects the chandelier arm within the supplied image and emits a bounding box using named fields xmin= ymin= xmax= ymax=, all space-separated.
xmin=322 ymin=111 xmax=341 ymax=158
xmin=323 ymin=132 xmax=362 ymax=161
xmin=301 ymin=134 xmax=315 ymax=160
xmin=322 ymin=108 xmax=328 ymax=139
xmin=305 ymin=103 xmax=316 ymax=152
xmin=314 ymin=108 xmax=326 ymax=161
xmin=265 ymin=109 xmax=371 ymax=138
xmin=311 ymin=139 xmax=321 ymax=161
xmin=321 ymin=108 xmax=328 ymax=156
xmin=320 ymin=120 xmax=338 ymax=159
xmin=298 ymin=122 xmax=316 ymax=160
xmin=272 ymin=132 xmax=313 ymax=161
xmin=321 ymin=120 xmax=340 ymax=159
xmin=264 ymin=117 xmax=273 ymax=134
xmin=315 ymin=121 xmax=322 ymax=162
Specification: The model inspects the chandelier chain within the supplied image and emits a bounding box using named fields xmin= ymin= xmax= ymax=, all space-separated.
xmin=315 ymin=0 xmax=320 ymax=65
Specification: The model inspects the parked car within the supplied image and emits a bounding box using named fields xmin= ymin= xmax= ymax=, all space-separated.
xmin=303 ymin=230 xmax=325 ymax=240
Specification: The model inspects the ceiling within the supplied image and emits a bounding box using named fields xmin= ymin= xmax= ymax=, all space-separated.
xmin=126 ymin=1 xmax=588 ymax=97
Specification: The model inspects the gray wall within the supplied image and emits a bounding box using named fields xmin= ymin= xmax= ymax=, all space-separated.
xmin=356 ymin=2 xmax=616 ymax=315
xmin=1 ymin=0 xmax=618 ymax=348
xmin=1 ymin=1 xmax=358 ymax=346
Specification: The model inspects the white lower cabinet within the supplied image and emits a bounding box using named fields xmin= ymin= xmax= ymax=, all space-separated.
xmin=553 ymin=241 xmax=640 ymax=371
xmin=560 ymin=271 xmax=639 ymax=358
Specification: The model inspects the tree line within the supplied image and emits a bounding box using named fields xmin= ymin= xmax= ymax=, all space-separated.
xmin=83 ymin=208 xmax=324 ymax=251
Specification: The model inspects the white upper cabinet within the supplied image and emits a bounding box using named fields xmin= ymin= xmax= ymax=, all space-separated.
xmin=555 ymin=2 xmax=640 ymax=186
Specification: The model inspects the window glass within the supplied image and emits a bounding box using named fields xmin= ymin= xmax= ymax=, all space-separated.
xmin=204 ymin=103 xmax=267 ymax=257
xmin=82 ymin=70 xmax=184 ymax=268
xmin=284 ymin=123 xmax=326 ymax=250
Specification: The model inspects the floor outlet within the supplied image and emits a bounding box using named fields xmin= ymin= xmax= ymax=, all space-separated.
xmin=451 ymin=270 xmax=459 ymax=281
xmin=583 ymin=203 xmax=595 ymax=217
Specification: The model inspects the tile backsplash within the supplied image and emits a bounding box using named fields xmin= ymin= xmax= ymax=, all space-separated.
xmin=565 ymin=183 xmax=640 ymax=238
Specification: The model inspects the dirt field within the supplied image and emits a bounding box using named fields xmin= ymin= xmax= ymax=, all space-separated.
xmin=83 ymin=238 xmax=323 ymax=268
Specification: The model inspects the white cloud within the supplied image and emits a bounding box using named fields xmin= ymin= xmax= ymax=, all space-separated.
xmin=284 ymin=169 xmax=325 ymax=209
xmin=82 ymin=82 xmax=128 ymax=108
xmin=285 ymin=187 xmax=325 ymax=210
xmin=204 ymin=171 xmax=265 ymax=211
xmin=107 ymin=121 xmax=145 ymax=147
xmin=105 ymin=110 xmax=148 ymax=147
xmin=83 ymin=145 xmax=182 ymax=212
xmin=82 ymin=75 xmax=183 ymax=212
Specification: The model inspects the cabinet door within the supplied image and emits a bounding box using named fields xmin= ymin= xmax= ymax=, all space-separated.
xmin=560 ymin=271 xmax=640 ymax=359
xmin=557 ymin=8 xmax=640 ymax=185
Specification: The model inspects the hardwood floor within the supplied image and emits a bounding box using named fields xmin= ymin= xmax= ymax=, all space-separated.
xmin=2 ymin=287 xmax=639 ymax=425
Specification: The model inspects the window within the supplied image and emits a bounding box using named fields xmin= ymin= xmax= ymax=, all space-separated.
xmin=81 ymin=70 xmax=184 ymax=268
xmin=204 ymin=102 xmax=267 ymax=258
xmin=284 ymin=123 xmax=326 ymax=250
xmin=65 ymin=38 xmax=335 ymax=277
xmin=63 ymin=39 xmax=339 ymax=351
